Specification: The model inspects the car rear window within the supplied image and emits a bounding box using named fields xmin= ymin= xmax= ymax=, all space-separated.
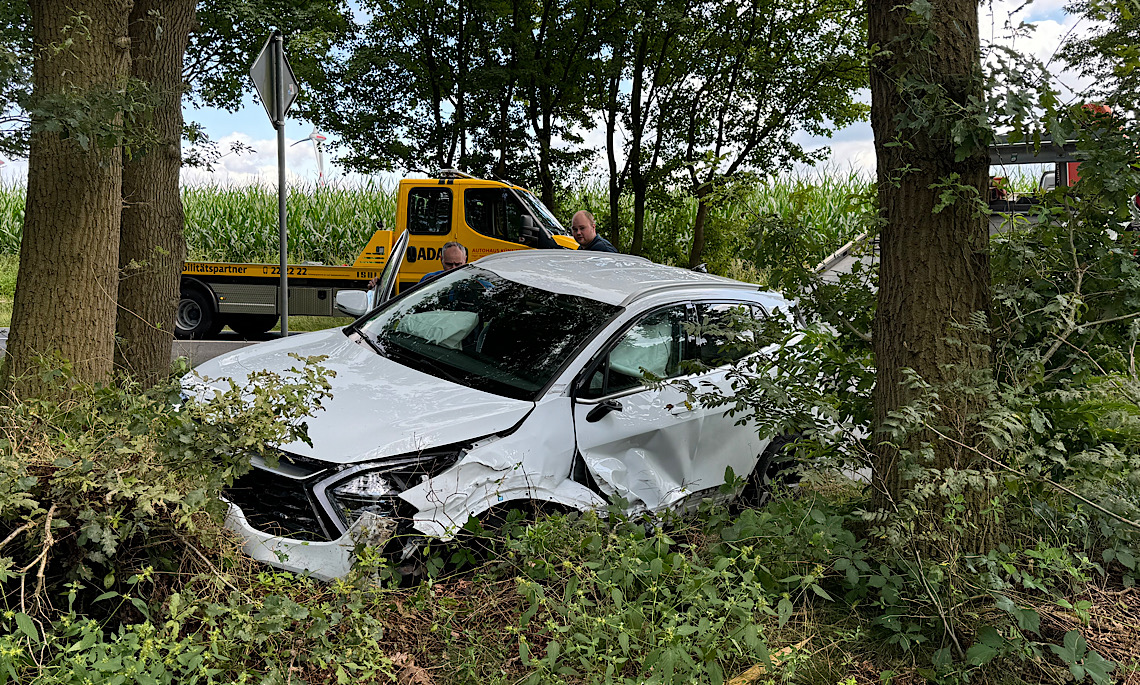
xmin=358 ymin=267 xmax=620 ymax=399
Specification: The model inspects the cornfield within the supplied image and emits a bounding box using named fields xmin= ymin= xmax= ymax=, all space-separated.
xmin=561 ymin=168 xmax=874 ymax=273
xmin=182 ymin=179 xmax=398 ymax=264
xmin=0 ymin=171 xmax=874 ymax=274
xmin=0 ymin=179 xmax=24 ymax=255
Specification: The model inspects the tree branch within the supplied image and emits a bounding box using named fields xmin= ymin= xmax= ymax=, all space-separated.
xmin=928 ymin=427 xmax=1140 ymax=532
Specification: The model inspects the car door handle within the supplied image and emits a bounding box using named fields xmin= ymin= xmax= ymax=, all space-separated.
xmin=666 ymin=401 xmax=693 ymax=415
xmin=586 ymin=399 xmax=622 ymax=423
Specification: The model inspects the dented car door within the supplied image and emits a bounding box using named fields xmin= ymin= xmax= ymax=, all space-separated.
xmin=572 ymin=304 xmax=708 ymax=511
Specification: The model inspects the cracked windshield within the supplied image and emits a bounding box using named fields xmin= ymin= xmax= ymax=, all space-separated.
xmin=359 ymin=267 xmax=620 ymax=399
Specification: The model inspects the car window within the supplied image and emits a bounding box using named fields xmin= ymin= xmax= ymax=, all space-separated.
xmin=694 ymin=302 xmax=771 ymax=367
xmin=580 ymin=305 xmax=695 ymax=399
xmin=407 ymin=187 xmax=452 ymax=235
xmin=358 ymin=267 xmax=620 ymax=400
xmin=465 ymin=188 xmax=524 ymax=242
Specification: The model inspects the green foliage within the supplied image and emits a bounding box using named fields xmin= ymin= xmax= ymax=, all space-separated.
xmin=663 ymin=100 xmax=1140 ymax=683
xmin=665 ymin=0 xmax=868 ymax=257
xmin=1048 ymin=629 xmax=1117 ymax=685
xmin=0 ymin=356 xmax=333 ymax=603
xmin=0 ymin=357 xmax=346 ymax=681
xmin=0 ymin=0 xmax=30 ymax=159
xmin=1059 ymin=0 xmax=1140 ymax=109
xmin=0 ymin=181 xmax=22 ymax=256
xmin=500 ymin=498 xmax=854 ymax=684
xmin=0 ymin=575 xmax=398 ymax=685
xmin=187 ymin=0 xmax=354 ymax=115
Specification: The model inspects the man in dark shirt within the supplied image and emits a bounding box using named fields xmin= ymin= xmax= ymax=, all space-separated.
xmin=570 ymin=211 xmax=618 ymax=252
xmin=418 ymin=241 xmax=468 ymax=283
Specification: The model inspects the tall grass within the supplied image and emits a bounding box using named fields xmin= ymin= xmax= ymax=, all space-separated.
xmin=0 ymin=179 xmax=24 ymax=255
xmin=183 ymin=179 xmax=398 ymax=264
xmin=561 ymin=168 xmax=873 ymax=274
xmin=0 ymin=172 xmax=870 ymax=275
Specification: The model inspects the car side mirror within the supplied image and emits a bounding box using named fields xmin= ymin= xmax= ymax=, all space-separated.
xmin=586 ymin=399 xmax=622 ymax=422
xmin=518 ymin=215 xmax=536 ymax=245
xmin=335 ymin=290 xmax=370 ymax=318
xmin=518 ymin=215 xmax=559 ymax=249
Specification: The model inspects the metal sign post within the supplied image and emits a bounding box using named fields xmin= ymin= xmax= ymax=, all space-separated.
xmin=250 ymin=31 xmax=300 ymax=337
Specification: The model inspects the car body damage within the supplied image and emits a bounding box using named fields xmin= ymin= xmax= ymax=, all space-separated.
xmin=186 ymin=250 xmax=797 ymax=579
xmin=185 ymin=327 xmax=534 ymax=463
xmin=574 ymin=367 xmax=768 ymax=512
xmin=399 ymin=399 xmax=607 ymax=539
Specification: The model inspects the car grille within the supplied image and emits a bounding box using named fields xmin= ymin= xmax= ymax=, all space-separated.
xmin=226 ymin=467 xmax=331 ymax=542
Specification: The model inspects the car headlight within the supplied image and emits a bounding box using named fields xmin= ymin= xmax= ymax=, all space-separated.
xmin=329 ymin=471 xmax=398 ymax=529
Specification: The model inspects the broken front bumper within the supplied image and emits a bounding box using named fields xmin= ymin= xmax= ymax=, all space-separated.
xmin=224 ymin=501 xmax=396 ymax=581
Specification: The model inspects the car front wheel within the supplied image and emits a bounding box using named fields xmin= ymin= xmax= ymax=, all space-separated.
xmin=739 ymin=434 xmax=801 ymax=509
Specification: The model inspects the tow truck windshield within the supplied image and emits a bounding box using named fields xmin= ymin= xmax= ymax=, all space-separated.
xmin=515 ymin=189 xmax=569 ymax=236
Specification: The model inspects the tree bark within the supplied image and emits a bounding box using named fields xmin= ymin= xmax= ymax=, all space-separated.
xmin=536 ymin=114 xmax=555 ymax=211
xmin=628 ymin=30 xmax=648 ymax=256
xmin=689 ymin=186 xmax=710 ymax=269
xmin=115 ymin=0 xmax=195 ymax=385
xmin=869 ymin=0 xmax=995 ymax=549
xmin=604 ymin=52 xmax=625 ymax=247
xmin=5 ymin=0 xmax=132 ymax=397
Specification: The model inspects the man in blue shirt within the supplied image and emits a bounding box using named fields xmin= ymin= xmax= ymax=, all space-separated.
xmin=418 ymin=241 xmax=469 ymax=283
xmin=570 ymin=211 xmax=618 ymax=252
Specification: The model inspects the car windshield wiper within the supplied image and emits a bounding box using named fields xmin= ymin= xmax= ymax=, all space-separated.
xmin=349 ymin=329 xmax=388 ymax=357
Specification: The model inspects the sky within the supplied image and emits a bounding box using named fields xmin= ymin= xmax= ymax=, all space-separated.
xmin=0 ymin=0 xmax=1095 ymax=188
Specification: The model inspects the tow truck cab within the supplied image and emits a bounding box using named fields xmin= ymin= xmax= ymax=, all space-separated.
xmin=391 ymin=171 xmax=576 ymax=291
xmin=177 ymin=172 xmax=576 ymax=339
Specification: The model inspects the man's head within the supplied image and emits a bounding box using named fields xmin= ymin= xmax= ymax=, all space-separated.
xmin=570 ymin=210 xmax=597 ymax=246
xmin=440 ymin=241 xmax=468 ymax=270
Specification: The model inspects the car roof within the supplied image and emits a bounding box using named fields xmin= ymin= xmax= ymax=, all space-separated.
xmin=473 ymin=250 xmax=763 ymax=306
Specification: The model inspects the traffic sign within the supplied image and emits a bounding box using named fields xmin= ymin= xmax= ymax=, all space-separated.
xmin=250 ymin=32 xmax=299 ymax=125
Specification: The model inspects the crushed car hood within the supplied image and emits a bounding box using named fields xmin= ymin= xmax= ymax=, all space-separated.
xmin=184 ymin=328 xmax=534 ymax=464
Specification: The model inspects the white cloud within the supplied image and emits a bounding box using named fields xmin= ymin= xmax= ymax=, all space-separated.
xmin=181 ymin=131 xmax=329 ymax=186
xmin=805 ymin=138 xmax=877 ymax=175
xmin=0 ymin=158 xmax=28 ymax=184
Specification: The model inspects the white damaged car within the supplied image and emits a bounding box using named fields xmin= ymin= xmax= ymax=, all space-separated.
xmin=185 ymin=243 xmax=795 ymax=580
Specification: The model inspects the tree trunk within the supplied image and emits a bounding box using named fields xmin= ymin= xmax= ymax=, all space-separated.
xmin=605 ymin=60 xmax=624 ymax=247
xmin=688 ymin=185 xmax=710 ymax=269
xmin=869 ymin=0 xmax=995 ymax=550
xmin=4 ymin=0 xmax=132 ymax=398
xmin=115 ymin=0 xmax=195 ymax=385
xmin=628 ymin=30 xmax=648 ymax=256
xmin=537 ymin=113 xmax=555 ymax=212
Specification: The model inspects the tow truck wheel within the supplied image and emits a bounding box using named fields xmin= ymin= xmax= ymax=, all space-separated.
xmin=175 ymin=288 xmax=222 ymax=340
xmin=227 ymin=314 xmax=279 ymax=337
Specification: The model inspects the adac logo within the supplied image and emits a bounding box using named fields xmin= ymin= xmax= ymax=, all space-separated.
xmin=406 ymin=246 xmax=445 ymax=264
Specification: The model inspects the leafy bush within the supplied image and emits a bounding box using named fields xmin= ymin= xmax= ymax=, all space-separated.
xmin=499 ymin=497 xmax=859 ymax=685
xmin=0 ymin=358 xmax=426 ymax=684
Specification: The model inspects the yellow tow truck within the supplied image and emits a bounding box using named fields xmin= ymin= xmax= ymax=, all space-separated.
xmin=177 ymin=171 xmax=577 ymax=338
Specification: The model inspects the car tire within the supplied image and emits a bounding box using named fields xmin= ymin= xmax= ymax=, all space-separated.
xmin=739 ymin=434 xmax=801 ymax=509
xmin=226 ymin=314 xmax=279 ymax=338
xmin=175 ymin=287 xmax=223 ymax=340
